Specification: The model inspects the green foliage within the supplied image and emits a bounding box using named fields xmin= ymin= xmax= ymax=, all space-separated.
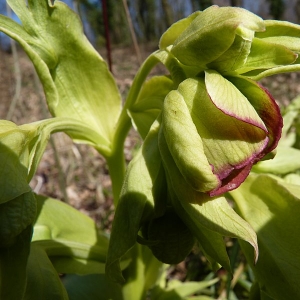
xmin=230 ymin=174 xmax=300 ymax=299
xmin=1 ymin=0 xmax=121 ymax=153
xmin=1 ymin=2 xmax=300 ymax=299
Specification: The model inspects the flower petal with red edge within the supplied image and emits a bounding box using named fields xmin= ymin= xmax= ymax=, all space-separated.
xmin=178 ymin=78 xmax=269 ymax=193
xmin=227 ymin=76 xmax=283 ymax=157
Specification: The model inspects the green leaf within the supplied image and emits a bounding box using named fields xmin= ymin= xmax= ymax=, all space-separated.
xmin=230 ymin=174 xmax=300 ymax=299
xmin=0 ymin=121 xmax=32 ymax=204
xmin=279 ymin=110 xmax=298 ymax=147
xmin=21 ymin=117 xmax=111 ymax=176
xmin=33 ymin=194 xmax=109 ymax=275
xmin=186 ymin=297 xmax=216 ymax=300
xmin=106 ymin=119 xmax=165 ymax=283
xmin=121 ymin=244 xmax=163 ymax=300
xmin=62 ymin=273 xmax=123 ymax=300
xmin=0 ymin=192 xmax=36 ymax=247
xmin=283 ymin=173 xmax=300 ymax=185
xmin=0 ymin=225 xmax=32 ymax=299
xmin=25 ymin=244 xmax=69 ymax=300
xmin=141 ymin=244 xmax=164 ymax=293
xmin=154 ymin=278 xmax=219 ymax=300
xmin=2 ymin=0 xmax=121 ymax=149
xmin=0 ymin=118 xmax=109 ymax=199
xmin=252 ymin=146 xmax=300 ymax=174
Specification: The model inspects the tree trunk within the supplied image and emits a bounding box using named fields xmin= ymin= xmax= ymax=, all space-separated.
xmin=296 ymin=0 xmax=300 ymax=23
xmin=230 ymin=0 xmax=242 ymax=6
xmin=161 ymin=0 xmax=174 ymax=28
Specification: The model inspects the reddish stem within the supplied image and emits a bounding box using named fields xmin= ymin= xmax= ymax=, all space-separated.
xmin=101 ymin=0 xmax=112 ymax=72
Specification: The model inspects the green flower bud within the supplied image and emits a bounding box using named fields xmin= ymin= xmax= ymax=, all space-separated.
xmin=168 ymin=6 xmax=265 ymax=71
xmin=141 ymin=208 xmax=195 ymax=264
xmin=161 ymin=71 xmax=282 ymax=197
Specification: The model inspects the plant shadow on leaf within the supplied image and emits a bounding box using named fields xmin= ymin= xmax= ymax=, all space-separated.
xmin=0 ymin=141 xmax=35 ymax=298
xmin=30 ymin=194 xmax=127 ymax=299
xmin=230 ymin=174 xmax=300 ymax=299
xmin=0 ymin=225 xmax=32 ymax=300
xmin=61 ymin=273 xmax=123 ymax=300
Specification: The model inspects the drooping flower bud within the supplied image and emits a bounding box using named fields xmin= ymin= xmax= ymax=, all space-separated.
xmin=161 ymin=71 xmax=282 ymax=197
xmin=163 ymin=6 xmax=265 ymax=71
xmin=159 ymin=5 xmax=297 ymax=76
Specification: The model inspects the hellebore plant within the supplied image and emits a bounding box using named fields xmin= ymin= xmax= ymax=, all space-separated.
xmin=1 ymin=1 xmax=300 ymax=299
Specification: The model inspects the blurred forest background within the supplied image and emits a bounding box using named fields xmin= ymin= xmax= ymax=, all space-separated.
xmin=1 ymin=0 xmax=300 ymax=51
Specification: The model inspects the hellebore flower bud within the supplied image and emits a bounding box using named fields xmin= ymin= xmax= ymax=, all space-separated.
xmin=168 ymin=6 xmax=265 ymax=72
xmin=159 ymin=6 xmax=298 ymax=76
xmin=141 ymin=208 xmax=195 ymax=264
xmin=162 ymin=71 xmax=282 ymax=197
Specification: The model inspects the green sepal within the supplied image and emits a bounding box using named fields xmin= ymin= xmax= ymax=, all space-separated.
xmin=165 ymin=76 xmax=269 ymax=195
xmin=0 ymin=192 xmax=36 ymax=248
xmin=129 ymin=75 xmax=175 ymax=139
xmin=171 ymin=6 xmax=264 ymax=69
xmin=207 ymin=32 xmax=252 ymax=73
xmin=159 ymin=11 xmax=201 ymax=49
xmin=255 ymin=20 xmax=300 ymax=52
xmin=237 ymin=37 xmax=297 ymax=75
xmin=162 ymin=88 xmax=219 ymax=193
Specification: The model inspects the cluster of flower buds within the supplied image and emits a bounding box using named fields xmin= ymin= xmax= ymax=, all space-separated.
xmin=107 ymin=5 xmax=300 ymax=280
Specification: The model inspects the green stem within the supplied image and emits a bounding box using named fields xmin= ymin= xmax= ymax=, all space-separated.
xmin=106 ymin=148 xmax=127 ymax=207
xmin=107 ymin=53 xmax=161 ymax=207
xmin=226 ymin=239 xmax=240 ymax=299
xmin=251 ymin=64 xmax=300 ymax=80
xmin=25 ymin=117 xmax=111 ymax=157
